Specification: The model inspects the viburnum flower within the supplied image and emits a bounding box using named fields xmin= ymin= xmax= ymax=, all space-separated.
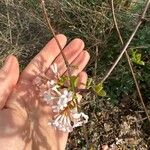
xmin=50 ymin=63 xmax=58 ymax=74
xmin=51 ymin=84 xmax=61 ymax=95
xmin=48 ymin=114 xmax=73 ymax=132
xmin=50 ymin=63 xmax=60 ymax=79
xmin=33 ymin=63 xmax=89 ymax=132
xmin=49 ymin=107 xmax=89 ymax=132
xmin=71 ymin=108 xmax=89 ymax=128
xmin=51 ymin=88 xmax=73 ymax=112
xmin=58 ymin=90 xmax=73 ymax=109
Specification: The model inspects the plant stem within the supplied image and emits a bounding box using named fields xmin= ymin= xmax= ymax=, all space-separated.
xmin=110 ymin=0 xmax=150 ymax=122
xmin=40 ymin=0 xmax=74 ymax=91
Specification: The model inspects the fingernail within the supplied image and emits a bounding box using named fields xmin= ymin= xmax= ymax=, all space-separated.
xmin=2 ymin=55 xmax=13 ymax=72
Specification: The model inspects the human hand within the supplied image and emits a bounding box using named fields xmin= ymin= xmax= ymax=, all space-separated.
xmin=0 ymin=34 xmax=90 ymax=150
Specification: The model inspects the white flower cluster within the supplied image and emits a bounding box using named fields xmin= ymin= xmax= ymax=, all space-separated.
xmin=33 ymin=63 xmax=89 ymax=132
xmin=49 ymin=107 xmax=89 ymax=132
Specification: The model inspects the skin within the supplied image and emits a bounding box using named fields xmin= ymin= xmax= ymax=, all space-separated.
xmin=0 ymin=34 xmax=90 ymax=150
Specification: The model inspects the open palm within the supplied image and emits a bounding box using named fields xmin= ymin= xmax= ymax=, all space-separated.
xmin=0 ymin=34 xmax=90 ymax=150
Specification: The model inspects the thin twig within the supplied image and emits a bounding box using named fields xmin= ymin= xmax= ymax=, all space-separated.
xmin=94 ymin=46 xmax=99 ymax=80
xmin=110 ymin=0 xmax=150 ymax=122
xmin=101 ymin=0 xmax=150 ymax=83
xmin=136 ymin=116 xmax=149 ymax=123
xmin=93 ymin=45 xmax=99 ymax=102
xmin=129 ymin=45 xmax=150 ymax=49
xmin=40 ymin=0 xmax=74 ymax=90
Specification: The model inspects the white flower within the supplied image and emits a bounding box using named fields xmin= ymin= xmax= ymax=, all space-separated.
xmin=48 ymin=114 xmax=73 ymax=132
xmin=58 ymin=90 xmax=73 ymax=107
xmin=33 ymin=67 xmax=89 ymax=133
xmin=43 ymin=90 xmax=55 ymax=103
xmin=47 ymin=80 xmax=55 ymax=87
xmin=46 ymin=80 xmax=61 ymax=95
xmin=51 ymin=85 xmax=61 ymax=95
xmin=50 ymin=63 xmax=58 ymax=74
xmin=71 ymin=108 xmax=89 ymax=128
xmin=59 ymin=89 xmax=73 ymax=101
xmin=52 ymin=89 xmax=73 ymax=112
xmin=49 ymin=106 xmax=89 ymax=132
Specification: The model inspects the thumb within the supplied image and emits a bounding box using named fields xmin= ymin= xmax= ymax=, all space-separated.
xmin=0 ymin=55 xmax=19 ymax=109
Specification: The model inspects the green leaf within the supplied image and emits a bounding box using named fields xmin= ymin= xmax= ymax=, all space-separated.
xmin=94 ymin=83 xmax=103 ymax=92
xmin=97 ymin=90 xmax=106 ymax=97
xmin=70 ymin=76 xmax=78 ymax=88
xmin=92 ymin=83 xmax=106 ymax=97
xmin=86 ymin=78 xmax=94 ymax=89
xmin=131 ymin=49 xmax=145 ymax=65
xmin=58 ymin=76 xmax=68 ymax=86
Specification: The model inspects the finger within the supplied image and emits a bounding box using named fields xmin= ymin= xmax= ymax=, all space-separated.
xmin=77 ymin=71 xmax=88 ymax=89
xmin=75 ymin=71 xmax=88 ymax=103
xmin=0 ymin=55 xmax=19 ymax=109
xmin=21 ymin=34 xmax=67 ymax=81
xmin=46 ymin=38 xmax=84 ymax=78
xmin=64 ymin=50 xmax=90 ymax=76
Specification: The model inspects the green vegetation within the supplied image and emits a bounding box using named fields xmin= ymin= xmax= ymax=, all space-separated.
xmin=0 ymin=0 xmax=150 ymax=149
